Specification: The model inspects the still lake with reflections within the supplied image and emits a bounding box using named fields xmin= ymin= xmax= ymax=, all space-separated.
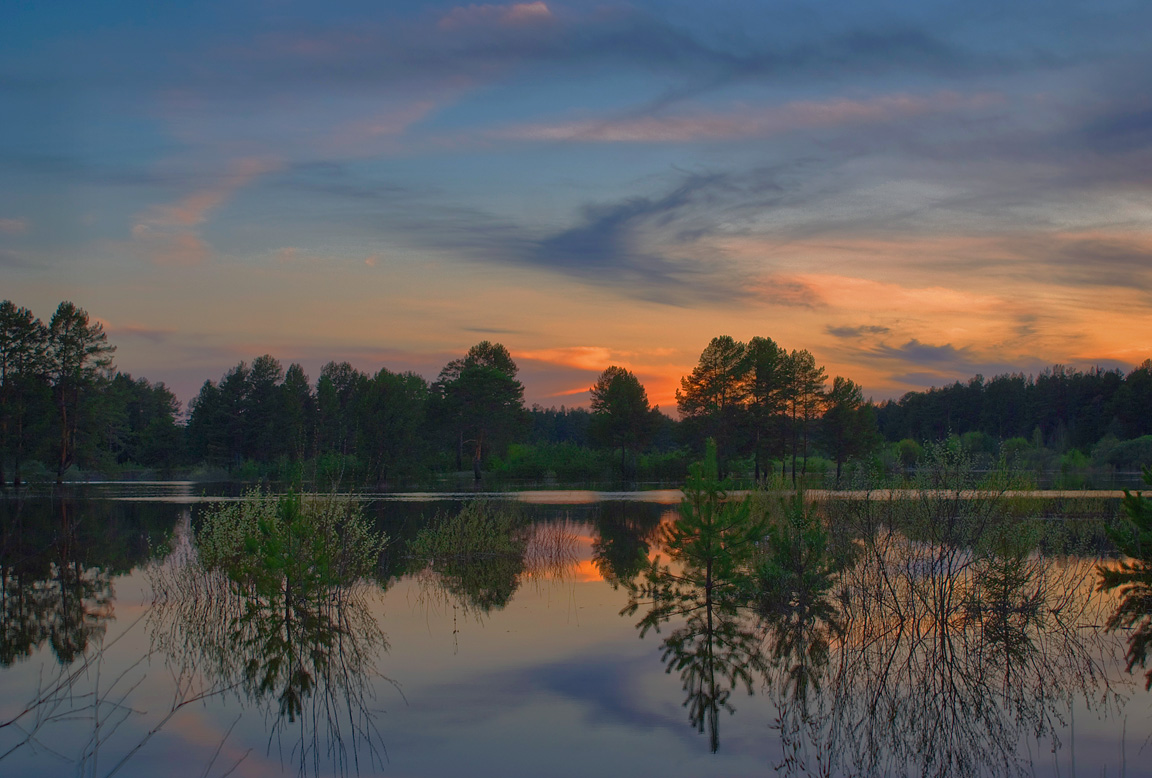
xmin=1 ymin=482 xmax=1150 ymax=777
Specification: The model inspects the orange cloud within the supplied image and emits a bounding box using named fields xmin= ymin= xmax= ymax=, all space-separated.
xmin=149 ymin=157 xmax=280 ymax=228
xmin=515 ymin=345 xmax=620 ymax=371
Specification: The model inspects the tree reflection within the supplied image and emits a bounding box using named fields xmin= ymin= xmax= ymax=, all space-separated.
xmin=0 ymin=495 xmax=189 ymax=772
xmin=0 ymin=496 xmax=132 ymax=666
xmin=625 ymin=442 xmax=767 ymax=752
xmin=754 ymin=493 xmax=847 ymax=707
xmin=771 ymin=487 xmax=1118 ymax=777
xmin=1098 ymin=466 xmax=1152 ymax=689
xmin=150 ymin=492 xmax=391 ymax=777
xmin=625 ymin=445 xmax=1120 ymax=771
xmin=408 ymin=500 xmax=528 ymax=616
xmin=409 ymin=503 xmax=585 ymax=635
xmin=591 ymin=501 xmax=665 ymax=588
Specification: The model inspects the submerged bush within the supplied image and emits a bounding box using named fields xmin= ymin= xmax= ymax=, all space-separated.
xmin=196 ymin=489 xmax=384 ymax=591
xmin=409 ymin=499 xmax=526 ymax=560
xmin=408 ymin=500 xmax=528 ymax=613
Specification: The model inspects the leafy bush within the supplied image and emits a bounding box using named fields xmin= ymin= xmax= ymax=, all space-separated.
xmin=196 ymin=489 xmax=384 ymax=592
xmin=408 ymin=500 xmax=526 ymax=560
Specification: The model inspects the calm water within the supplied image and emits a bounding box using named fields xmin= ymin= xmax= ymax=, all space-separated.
xmin=1 ymin=483 xmax=1149 ymax=777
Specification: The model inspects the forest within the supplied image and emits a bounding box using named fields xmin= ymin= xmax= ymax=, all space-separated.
xmin=2 ymin=299 xmax=1152 ymax=487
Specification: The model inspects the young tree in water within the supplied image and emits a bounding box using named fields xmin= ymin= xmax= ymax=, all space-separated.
xmin=0 ymin=301 xmax=49 ymax=485
xmin=46 ymin=302 xmax=115 ymax=482
xmin=589 ymin=366 xmax=655 ymax=479
xmin=435 ymin=342 xmax=526 ymax=479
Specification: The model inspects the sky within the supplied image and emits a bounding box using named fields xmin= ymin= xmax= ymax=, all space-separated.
xmin=3 ymin=0 xmax=1152 ymax=413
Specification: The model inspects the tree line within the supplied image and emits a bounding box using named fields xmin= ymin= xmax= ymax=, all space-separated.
xmin=876 ymin=364 xmax=1152 ymax=454
xmin=3 ymin=298 xmax=1152 ymax=486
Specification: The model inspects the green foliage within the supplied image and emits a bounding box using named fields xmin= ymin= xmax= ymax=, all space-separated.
xmin=1099 ymin=467 xmax=1152 ymax=688
xmin=1098 ymin=435 xmax=1152 ymax=471
xmin=435 ymin=342 xmax=527 ymax=479
xmin=624 ymin=440 xmax=769 ymax=750
xmin=196 ymin=489 xmax=384 ymax=593
xmin=489 ymin=442 xmax=611 ymax=481
xmin=752 ymin=492 xmax=846 ymax=700
xmin=408 ymin=500 xmax=528 ymax=612
xmin=409 ymin=500 xmax=526 ymax=560
xmin=896 ymin=438 xmax=923 ymax=469
xmin=589 ymin=365 xmax=658 ymax=478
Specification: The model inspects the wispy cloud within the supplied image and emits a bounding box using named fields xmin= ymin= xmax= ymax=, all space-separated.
xmin=0 ymin=249 xmax=32 ymax=268
xmin=0 ymin=217 xmax=28 ymax=235
xmin=128 ymin=157 xmax=281 ymax=266
xmin=438 ymin=2 xmax=554 ymax=31
xmin=827 ymin=324 xmax=892 ymax=339
xmin=495 ymin=92 xmax=1000 ymax=144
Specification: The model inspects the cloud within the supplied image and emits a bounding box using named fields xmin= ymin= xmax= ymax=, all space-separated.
xmin=874 ymin=339 xmax=976 ymax=366
xmin=0 ymin=217 xmax=28 ymax=235
xmin=463 ymin=326 xmax=523 ymax=335
xmin=515 ymin=346 xmax=620 ymax=372
xmin=319 ymin=100 xmax=440 ymax=156
xmin=438 ymin=2 xmax=554 ymax=31
xmin=827 ymin=324 xmax=892 ymax=339
xmin=128 ymin=156 xmax=281 ymax=266
xmin=103 ymin=323 xmax=177 ymax=344
xmin=0 ymin=249 xmax=32 ymax=268
xmin=522 ymin=172 xmax=753 ymax=304
xmin=496 ymin=92 xmax=1001 ymax=144
xmin=1005 ymin=232 xmax=1152 ymax=289
xmin=747 ymin=275 xmax=824 ymax=308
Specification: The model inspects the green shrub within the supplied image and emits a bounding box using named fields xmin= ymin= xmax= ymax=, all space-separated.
xmin=196 ymin=489 xmax=384 ymax=592
xmin=409 ymin=500 xmax=526 ymax=560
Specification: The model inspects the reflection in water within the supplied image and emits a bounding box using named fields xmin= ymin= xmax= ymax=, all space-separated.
xmin=774 ymin=526 xmax=1115 ymax=777
xmin=408 ymin=500 xmax=528 ymax=616
xmin=408 ymin=501 xmax=581 ymax=621
xmin=0 ymin=494 xmax=182 ymax=770
xmin=627 ymin=446 xmax=1123 ymax=772
xmin=625 ymin=444 xmax=768 ymax=752
xmin=1099 ymin=469 xmax=1152 ymax=690
xmin=150 ymin=493 xmax=391 ymax=777
xmin=591 ymin=501 xmax=666 ymax=588
xmin=1 ymin=495 xmax=175 ymax=666
xmin=755 ymin=494 xmax=847 ymax=708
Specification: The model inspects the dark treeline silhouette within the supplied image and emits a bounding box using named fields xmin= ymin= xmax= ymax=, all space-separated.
xmin=877 ymin=363 xmax=1152 ymax=460
xmin=4 ymin=298 xmax=1152 ymax=485
xmin=0 ymin=300 xmax=180 ymax=484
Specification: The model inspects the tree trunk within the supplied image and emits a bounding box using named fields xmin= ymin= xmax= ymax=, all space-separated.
xmin=57 ymin=398 xmax=69 ymax=484
xmin=753 ymin=428 xmax=761 ymax=483
xmin=472 ymin=435 xmax=483 ymax=481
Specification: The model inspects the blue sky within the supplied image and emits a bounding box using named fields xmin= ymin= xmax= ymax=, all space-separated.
xmin=3 ymin=0 xmax=1151 ymax=410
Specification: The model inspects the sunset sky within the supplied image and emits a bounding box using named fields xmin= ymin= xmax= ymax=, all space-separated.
xmin=4 ymin=0 xmax=1151 ymax=412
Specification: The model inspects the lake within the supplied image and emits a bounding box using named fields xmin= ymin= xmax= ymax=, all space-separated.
xmin=1 ymin=482 xmax=1149 ymax=777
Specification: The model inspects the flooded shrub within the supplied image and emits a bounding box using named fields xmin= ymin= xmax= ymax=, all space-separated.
xmin=408 ymin=500 xmax=528 ymax=613
xmin=408 ymin=500 xmax=526 ymax=560
xmin=195 ymin=489 xmax=384 ymax=591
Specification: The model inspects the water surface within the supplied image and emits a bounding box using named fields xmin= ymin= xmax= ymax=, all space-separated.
xmin=0 ymin=483 xmax=1147 ymax=777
